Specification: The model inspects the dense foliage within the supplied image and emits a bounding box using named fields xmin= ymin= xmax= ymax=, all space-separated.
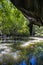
xmin=0 ymin=0 xmax=43 ymax=36
xmin=0 ymin=0 xmax=29 ymax=36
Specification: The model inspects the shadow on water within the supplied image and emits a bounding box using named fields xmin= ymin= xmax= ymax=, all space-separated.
xmin=0 ymin=36 xmax=43 ymax=65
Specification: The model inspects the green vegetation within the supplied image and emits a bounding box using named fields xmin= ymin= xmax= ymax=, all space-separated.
xmin=0 ymin=0 xmax=43 ymax=64
xmin=0 ymin=0 xmax=43 ymax=36
xmin=0 ymin=0 xmax=29 ymax=36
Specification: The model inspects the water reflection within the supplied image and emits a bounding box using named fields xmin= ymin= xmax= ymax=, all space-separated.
xmin=0 ymin=38 xmax=43 ymax=65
